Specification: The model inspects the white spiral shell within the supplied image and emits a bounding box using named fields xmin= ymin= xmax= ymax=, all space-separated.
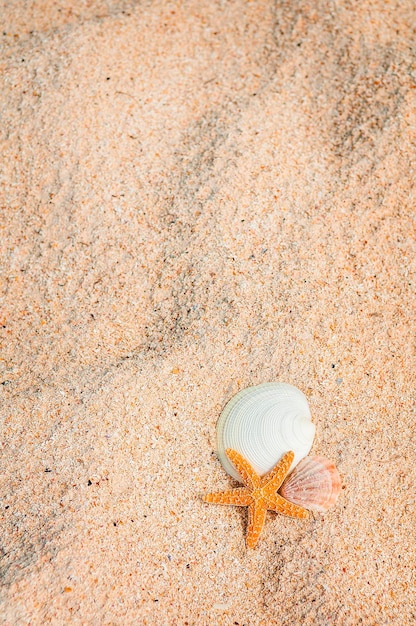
xmin=216 ymin=382 xmax=316 ymax=481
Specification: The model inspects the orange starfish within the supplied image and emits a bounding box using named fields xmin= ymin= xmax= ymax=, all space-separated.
xmin=203 ymin=449 xmax=309 ymax=548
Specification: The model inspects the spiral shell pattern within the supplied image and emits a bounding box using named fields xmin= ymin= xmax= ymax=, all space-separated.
xmin=279 ymin=456 xmax=341 ymax=512
xmin=216 ymin=382 xmax=316 ymax=481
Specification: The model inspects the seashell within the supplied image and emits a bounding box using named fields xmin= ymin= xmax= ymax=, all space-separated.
xmin=216 ymin=382 xmax=316 ymax=481
xmin=279 ymin=456 xmax=341 ymax=512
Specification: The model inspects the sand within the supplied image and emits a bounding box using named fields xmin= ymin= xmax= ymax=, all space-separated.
xmin=1 ymin=1 xmax=415 ymax=624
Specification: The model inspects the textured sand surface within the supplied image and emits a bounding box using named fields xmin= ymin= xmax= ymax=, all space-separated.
xmin=1 ymin=1 xmax=415 ymax=624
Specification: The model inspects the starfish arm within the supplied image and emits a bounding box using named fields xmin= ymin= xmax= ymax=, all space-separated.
xmin=203 ymin=487 xmax=253 ymax=506
xmin=226 ymin=448 xmax=261 ymax=489
xmin=266 ymin=493 xmax=309 ymax=519
xmin=261 ymin=451 xmax=295 ymax=492
xmin=246 ymin=499 xmax=268 ymax=549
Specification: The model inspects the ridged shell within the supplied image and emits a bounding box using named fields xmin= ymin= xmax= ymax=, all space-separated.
xmin=216 ymin=382 xmax=315 ymax=481
xmin=279 ymin=456 xmax=341 ymax=512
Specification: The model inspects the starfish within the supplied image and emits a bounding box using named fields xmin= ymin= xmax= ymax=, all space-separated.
xmin=203 ymin=449 xmax=309 ymax=548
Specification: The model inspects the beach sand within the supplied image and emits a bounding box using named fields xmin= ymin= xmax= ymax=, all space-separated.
xmin=1 ymin=1 xmax=415 ymax=624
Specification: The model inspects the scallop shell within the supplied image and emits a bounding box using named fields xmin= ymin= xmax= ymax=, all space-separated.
xmin=279 ymin=456 xmax=341 ymax=512
xmin=216 ymin=382 xmax=316 ymax=481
